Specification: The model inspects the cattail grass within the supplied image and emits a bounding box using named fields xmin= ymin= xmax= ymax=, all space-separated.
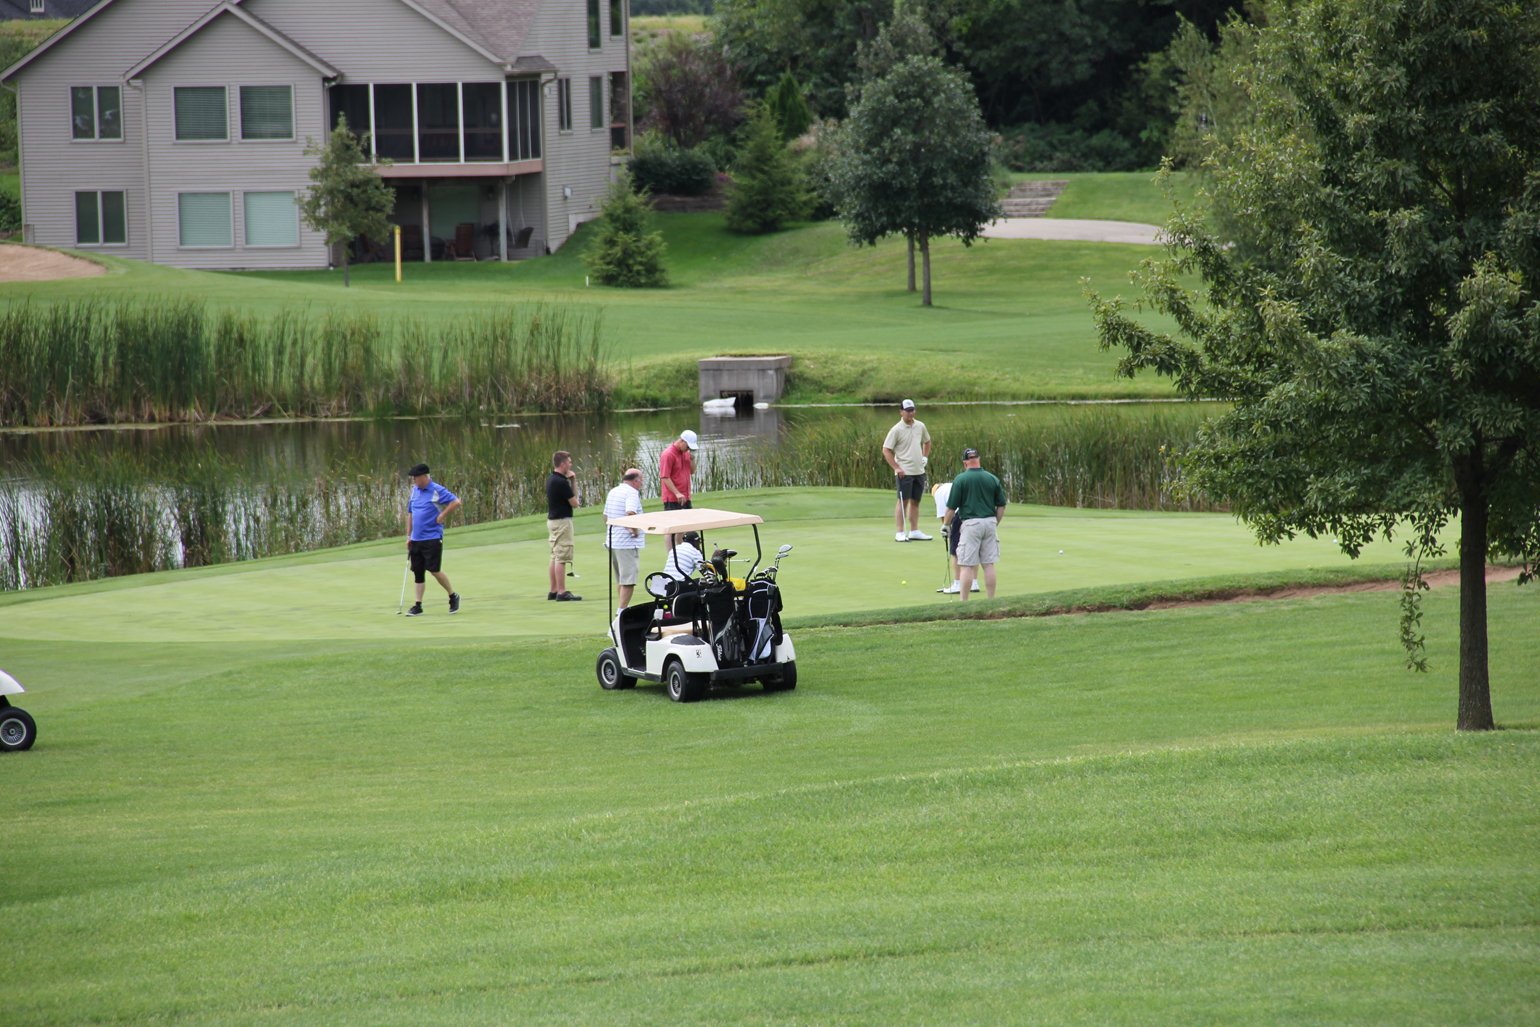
xmin=0 ymin=300 xmax=613 ymax=426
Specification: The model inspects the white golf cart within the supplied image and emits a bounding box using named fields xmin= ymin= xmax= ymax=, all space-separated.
xmin=0 ymin=668 xmax=37 ymax=752
xmin=597 ymin=508 xmax=797 ymax=702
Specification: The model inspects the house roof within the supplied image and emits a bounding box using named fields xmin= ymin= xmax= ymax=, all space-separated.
xmin=125 ymin=2 xmax=339 ymax=80
xmin=0 ymin=0 xmax=99 ymax=17
xmin=3 ymin=0 xmax=555 ymax=84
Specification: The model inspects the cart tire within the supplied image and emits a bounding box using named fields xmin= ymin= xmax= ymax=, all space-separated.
xmin=0 ymin=706 xmax=36 ymax=752
xmin=762 ymin=662 xmax=797 ymax=692
xmin=665 ymin=659 xmax=705 ymax=703
xmin=596 ymin=648 xmax=634 ymax=690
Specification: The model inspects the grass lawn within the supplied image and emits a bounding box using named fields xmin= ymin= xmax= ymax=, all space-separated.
xmin=4 ymin=489 xmax=1537 ymax=1024
xmin=0 ymin=182 xmax=1187 ymax=404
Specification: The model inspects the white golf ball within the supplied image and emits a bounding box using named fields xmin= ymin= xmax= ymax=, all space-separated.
xmin=1058 ymin=549 xmax=1064 ymax=554
xmin=901 ymin=580 xmax=908 ymax=585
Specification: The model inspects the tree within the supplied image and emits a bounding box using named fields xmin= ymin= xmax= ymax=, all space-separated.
xmin=583 ymin=174 xmax=669 ymax=287
xmin=1088 ymin=0 xmax=1540 ymax=730
xmin=829 ymin=54 xmax=999 ymax=306
xmin=764 ymin=70 xmax=813 ymax=141
xmin=724 ymin=104 xmax=809 ymax=233
xmin=298 ymin=115 xmax=393 ymax=287
xmin=637 ymin=33 xmax=745 ymax=149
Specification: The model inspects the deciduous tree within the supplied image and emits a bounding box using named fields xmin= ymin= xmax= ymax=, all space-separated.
xmin=1088 ymin=0 xmax=1540 ymax=730
xmin=298 ymin=115 xmax=393 ymax=288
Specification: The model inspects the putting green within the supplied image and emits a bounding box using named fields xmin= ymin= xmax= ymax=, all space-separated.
xmin=0 ymin=489 xmax=1439 ymax=645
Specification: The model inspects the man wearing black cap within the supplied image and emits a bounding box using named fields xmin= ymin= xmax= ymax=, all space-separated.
xmin=404 ymin=463 xmax=463 ymax=616
xmin=942 ymin=447 xmax=1007 ymax=600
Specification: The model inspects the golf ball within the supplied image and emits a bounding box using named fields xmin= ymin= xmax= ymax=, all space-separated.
xmin=901 ymin=580 xmax=907 ymax=584
xmin=1058 ymin=549 xmax=1064 ymax=554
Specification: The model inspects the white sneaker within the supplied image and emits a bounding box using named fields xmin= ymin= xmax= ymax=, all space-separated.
xmin=971 ymin=581 xmax=981 ymax=592
xmin=895 ymin=532 xmax=909 ymax=542
xmin=907 ymin=530 xmax=933 ymax=541
xmin=938 ymin=582 xmax=961 ymax=594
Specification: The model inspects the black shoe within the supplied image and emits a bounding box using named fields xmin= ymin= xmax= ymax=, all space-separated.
xmin=548 ymin=591 xmax=558 ymax=601
xmin=405 ymin=602 xmax=424 ymax=617
xmin=448 ymin=592 xmax=461 ymax=614
xmin=555 ymin=591 xmax=583 ymax=602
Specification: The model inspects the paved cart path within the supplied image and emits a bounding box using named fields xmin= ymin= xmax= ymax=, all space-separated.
xmin=981 ymin=217 xmax=1164 ymax=244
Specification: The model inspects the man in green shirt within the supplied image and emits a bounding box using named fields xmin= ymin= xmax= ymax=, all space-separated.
xmin=943 ymin=447 xmax=1007 ymax=600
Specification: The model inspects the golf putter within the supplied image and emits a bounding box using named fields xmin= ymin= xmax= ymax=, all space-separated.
xmin=396 ymin=563 xmax=409 ymax=614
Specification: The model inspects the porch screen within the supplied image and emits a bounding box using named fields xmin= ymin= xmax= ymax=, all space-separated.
xmin=507 ymin=80 xmax=541 ymax=161
xmin=244 ymin=191 xmax=299 ymax=247
xmin=240 ymin=86 xmax=293 ymax=140
xmin=417 ymin=83 xmax=458 ymax=161
xmin=329 ymin=84 xmax=371 ymax=142
xmin=175 ymin=86 xmax=228 ymax=141
xmin=179 ymin=192 xmax=233 ymax=247
xmin=462 ymin=83 xmax=502 ymax=161
xmin=373 ymin=85 xmax=414 ymax=161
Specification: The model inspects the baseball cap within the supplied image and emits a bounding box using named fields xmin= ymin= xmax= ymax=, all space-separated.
xmin=900 ymin=399 xmax=916 ymax=410
xmin=681 ymin=429 xmax=699 ymax=450
xmin=408 ymin=462 xmax=430 ymax=477
xmin=962 ymin=447 xmax=979 ymax=460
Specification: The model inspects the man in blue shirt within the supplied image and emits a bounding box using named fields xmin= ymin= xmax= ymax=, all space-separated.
xmin=404 ymin=462 xmax=463 ymax=616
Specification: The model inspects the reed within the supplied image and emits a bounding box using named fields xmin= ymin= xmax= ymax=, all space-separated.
xmin=0 ymin=300 xmax=613 ymax=426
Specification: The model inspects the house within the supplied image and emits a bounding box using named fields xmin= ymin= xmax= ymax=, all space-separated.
xmin=0 ymin=1 xmax=99 ymax=19
xmin=1 ymin=0 xmax=632 ymax=268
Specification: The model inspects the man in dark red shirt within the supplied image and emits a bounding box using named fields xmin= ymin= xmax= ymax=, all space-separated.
xmin=659 ymin=429 xmax=698 ymax=548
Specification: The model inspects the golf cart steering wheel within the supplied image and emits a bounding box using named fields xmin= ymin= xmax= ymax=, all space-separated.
xmin=644 ymin=572 xmax=675 ymax=599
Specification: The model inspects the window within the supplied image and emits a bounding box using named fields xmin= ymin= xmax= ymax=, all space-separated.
xmin=70 ymin=85 xmax=121 ymax=140
xmin=589 ymin=76 xmax=604 ymax=131
xmin=31 ymin=0 xmax=45 ymax=13
xmin=244 ymin=191 xmax=299 ymax=247
xmin=74 ymin=191 xmax=126 ymax=246
xmin=461 ymin=83 xmax=502 ymax=161
xmin=610 ymin=0 xmax=623 ymax=36
xmin=328 ymin=84 xmax=372 ymax=145
xmin=507 ymin=79 xmax=541 ymax=161
xmin=588 ymin=0 xmax=601 ymax=48
xmin=557 ymin=78 xmax=572 ymax=132
xmin=240 ymin=86 xmax=293 ymax=140
xmin=178 ymin=192 xmax=232 ymax=247
xmin=175 ymin=86 xmax=228 ymax=141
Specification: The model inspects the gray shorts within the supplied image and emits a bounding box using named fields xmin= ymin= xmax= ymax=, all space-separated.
xmin=956 ymin=518 xmax=999 ymax=567
xmin=609 ymin=546 xmax=641 ymax=585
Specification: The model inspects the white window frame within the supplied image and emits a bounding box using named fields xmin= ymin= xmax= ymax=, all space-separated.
xmin=589 ymin=76 xmax=604 ymax=132
xmin=238 ymin=85 xmax=296 ymax=142
xmin=74 ymin=190 xmax=128 ymax=247
xmin=174 ymin=85 xmax=230 ymax=143
xmin=177 ymin=191 xmax=234 ymax=249
xmin=69 ymin=85 xmax=123 ymax=142
xmin=557 ymin=77 xmax=572 ymax=133
xmin=31 ymin=0 xmax=46 ymax=13
xmin=241 ymin=190 xmax=301 ymax=248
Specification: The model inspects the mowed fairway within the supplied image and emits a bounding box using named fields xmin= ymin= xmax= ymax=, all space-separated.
xmin=3 ymin=489 xmax=1538 ymax=1024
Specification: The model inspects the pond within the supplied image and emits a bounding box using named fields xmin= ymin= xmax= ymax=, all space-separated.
xmin=0 ymin=401 xmax=1224 ymax=590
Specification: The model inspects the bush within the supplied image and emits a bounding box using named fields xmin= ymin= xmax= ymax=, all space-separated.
xmin=583 ymin=175 xmax=669 ymax=287
xmin=0 ymin=192 xmax=21 ymax=234
xmin=998 ymin=123 xmax=1146 ymax=173
xmin=724 ymin=104 xmax=809 ymax=234
xmin=629 ymin=133 xmax=717 ymax=196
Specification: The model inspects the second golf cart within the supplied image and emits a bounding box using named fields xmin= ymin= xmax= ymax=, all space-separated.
xmin=597 ymin=508 xmax=797 ymax=702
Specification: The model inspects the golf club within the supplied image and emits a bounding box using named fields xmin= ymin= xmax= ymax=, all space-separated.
xmin=939 ymin=524 xmax=952 ymax=589
xmin=396 ymin=562 xmax=409 ymax=614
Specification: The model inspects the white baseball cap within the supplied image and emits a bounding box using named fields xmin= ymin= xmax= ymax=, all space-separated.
xmin=680 ymin=429 xmax=699 ymax=450
xmin=901 ymin=399 xmax=916 ymax=410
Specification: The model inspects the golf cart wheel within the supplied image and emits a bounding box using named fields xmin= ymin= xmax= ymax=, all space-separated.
xmin=762 ymin=662 xmax=797 ymax=693
xmin=596 ymin=648 xmax=634 ymax=691
xmin=0 ymin=706 xmax=36 ymax=752
xmin=664 ymin=659 xmax=706 ymax=704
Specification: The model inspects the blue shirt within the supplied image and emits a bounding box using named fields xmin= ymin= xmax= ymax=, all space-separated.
xmin=409 ymin=480 xmax=459 ymax=541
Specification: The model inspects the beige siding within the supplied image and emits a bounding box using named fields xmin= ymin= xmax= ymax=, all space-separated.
xmin=247 ymin=0 xmax=503 ymax=81
xmin=13 ymin=0 xmax=216 ymax=257
xmin=524 ymin=0 xmax=629 ymax=251
xmin=141 ymin=13 xmax=329 ymax=269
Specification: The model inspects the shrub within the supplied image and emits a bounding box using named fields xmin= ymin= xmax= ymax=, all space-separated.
xmin=629 ymin=133 xmax=717 ymax=196
xmin=999 ymin=123 xmax=1146 ymax=173
xmin=583 ymin=175 xmax=669 ymax=287
xmin=0 ymin=191 xmax=21 ymax=234
xmin=724 ymin=104 xmax=808 ymax=234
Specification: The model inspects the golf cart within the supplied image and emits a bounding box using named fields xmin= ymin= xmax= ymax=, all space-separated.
xmin=0 ymin=668 xmax=37 ymax=752
xmin=597 ymin=508 xmax=797 ymax=702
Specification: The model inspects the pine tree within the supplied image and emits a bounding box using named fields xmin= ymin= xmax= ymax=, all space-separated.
xmin=724 ymin=104 xmax=809 ymax=234
xmin=583 ymin=174 xmax=669 ymax=287
xmin=765 ymin=71 xmax=812 ymax=142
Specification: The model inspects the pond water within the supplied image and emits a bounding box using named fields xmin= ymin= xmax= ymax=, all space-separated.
xmin=0 ymin=401 xmax=1225 ymax=589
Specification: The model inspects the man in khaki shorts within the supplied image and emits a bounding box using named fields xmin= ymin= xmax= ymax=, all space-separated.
xmin=546 ymin=450 xmax=581 ymax=601
xmin=882 ymin=399 xmax=933 ymax=541
xmin=943 ymin=447 xmax=1007 ymax=600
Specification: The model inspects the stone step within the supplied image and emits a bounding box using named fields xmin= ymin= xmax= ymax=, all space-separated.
xmin=998 ymin=179 xmax=1068 ymax=218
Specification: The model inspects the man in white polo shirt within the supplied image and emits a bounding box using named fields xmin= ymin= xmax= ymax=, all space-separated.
xmin=602 ymin=467 xmax=646 ymax=609
xmin=882 ymin=399 xmax=933 ymax=542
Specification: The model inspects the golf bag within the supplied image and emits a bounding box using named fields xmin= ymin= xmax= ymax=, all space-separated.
xmin=744 ymin=579 xmax=783 ymax=662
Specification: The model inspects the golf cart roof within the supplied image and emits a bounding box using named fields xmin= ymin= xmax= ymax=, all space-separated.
xmin=606 ymin=508 xmax=763 ymax=535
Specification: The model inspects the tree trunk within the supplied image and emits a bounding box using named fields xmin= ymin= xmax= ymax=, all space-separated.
xmin=906 ymin=232 xmax=916 ymax=292
xmin=920 ymin=230 xmax=932 ymax=307
xmin=1456 ymin=462 xmax=1495 ymax=731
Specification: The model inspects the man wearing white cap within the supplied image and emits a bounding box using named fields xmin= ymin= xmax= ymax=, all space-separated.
xmin=882 ymin=399 xmax=933 ymax=542
xmin=660 ymin=428 xmax=698 ymax=548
